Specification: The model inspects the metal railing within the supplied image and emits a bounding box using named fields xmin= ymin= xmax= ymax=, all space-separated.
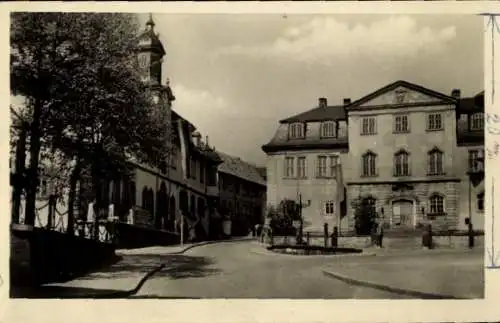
xmin=14 ymin=197 xmax=118 ymax=244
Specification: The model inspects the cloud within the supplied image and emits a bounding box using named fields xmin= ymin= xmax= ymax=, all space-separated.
xmin=215 ymin=16 xmax=457 ymax=64
xmin=170 ymin=84 xmax=235 ymax=138
xmin=170 ymin=84 xmax=270 ymax=164
xmin=173 ymin=84 xmax=230 ymax=115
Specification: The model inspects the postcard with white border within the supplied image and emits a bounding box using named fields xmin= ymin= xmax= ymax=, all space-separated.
xmin=2 ymin=2 xmax=500 ymax=323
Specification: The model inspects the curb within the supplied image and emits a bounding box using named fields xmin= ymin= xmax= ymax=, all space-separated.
xmin=250 ymin=247 xmax=377 ymax=258
xmin=166 ymin=237 xmax=256 ymax=255
xmin=321 ymin=269 xmax=463 ymax=299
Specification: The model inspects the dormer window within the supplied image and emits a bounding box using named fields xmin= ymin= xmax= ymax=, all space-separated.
xmin=289 ymin=123 xmax=305 ymax=139
xmin=320 ymin=121 xmax=337 ymax=138
xmin=470 ymin=113 xmax=484 ymax=131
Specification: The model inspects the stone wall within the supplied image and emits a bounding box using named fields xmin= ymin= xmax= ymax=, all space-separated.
xmin=116 ymin=222 xmax=180 ymax=249
xmin=10 ymin=232 xmax=32 ymax=286
xmin=270 ymin=234 xmax=484 ymax=250
xmin=11 ymin=229 xmax=117 ymax=287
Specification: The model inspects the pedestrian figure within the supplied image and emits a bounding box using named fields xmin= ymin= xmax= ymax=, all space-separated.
xmin=377 ymin=220 xmax=384 ymax=248
xmin=370 ymin=221 xmax=378 ymax=247
xmin=465 ymin=218 xmax=474 ymax=249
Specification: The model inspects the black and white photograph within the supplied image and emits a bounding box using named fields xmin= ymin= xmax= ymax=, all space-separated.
xmin=9 ymin=9 xmax=487 ymax=303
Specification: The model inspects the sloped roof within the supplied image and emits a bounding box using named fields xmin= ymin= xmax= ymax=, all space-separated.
xmin=138 ymin=26 xmax=166 ymax=56
xmin=457 ymin=91 xmax=484 ymax=113
xmin=216 ymin=151 xmax=266 ymax=187
xmin=280 ymin=105 xmax=346 ymax=124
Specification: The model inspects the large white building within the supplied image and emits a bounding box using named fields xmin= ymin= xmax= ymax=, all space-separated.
xmin=262 ymin=80 xmax=484 ymax=233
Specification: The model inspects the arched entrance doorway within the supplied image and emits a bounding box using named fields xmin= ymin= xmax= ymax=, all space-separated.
xmin=391 ymin=199 xmax=414 ymax=228
xmin=179 ymin=190 xmax=188 ymax=214
xmin=179 ymin=190 xmax=189 ymax=235
xmin=197 ymin=197 xmax=206 ymax=239
xmin=169 ymin=195 xmax=176 ymax=231
xmin=190 ymin=195 xmax=196 ymax=219
xmin=155 ymin=182 xmax=168 ymax=230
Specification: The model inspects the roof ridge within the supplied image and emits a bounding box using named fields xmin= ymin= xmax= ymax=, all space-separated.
xmin=280 ymin=104 xmax=347 ymax=124
xmin=216 ymin=150 xmax=266 ymax=186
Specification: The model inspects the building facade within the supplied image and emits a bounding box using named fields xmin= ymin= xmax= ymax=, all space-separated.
xmin=262 ymin=97 xmax=348 ymax=232
xmin=217 ymin=152 xmax=267 ymax=236
xmin=262 ymin=80 xmax=484 ymax=233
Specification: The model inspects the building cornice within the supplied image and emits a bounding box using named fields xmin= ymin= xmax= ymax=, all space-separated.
xmin=346 ymin=101 xmax=454 ymax=113
xmin=346 ymin=177 xmax=461 ymax=186
xmin=262 ymin=141 xmax=348 ymax=154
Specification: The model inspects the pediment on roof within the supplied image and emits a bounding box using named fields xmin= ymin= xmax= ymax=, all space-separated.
xmin=348 ymin=81 xmax=456 ymax=110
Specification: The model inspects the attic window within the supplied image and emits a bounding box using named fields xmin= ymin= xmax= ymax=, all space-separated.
xmin=289 ymin=123 xmax=305 ymax=139
xmin=321 ymin=121 xmax=337 ymax=138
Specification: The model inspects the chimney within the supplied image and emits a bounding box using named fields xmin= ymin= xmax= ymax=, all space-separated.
xmin=451 ymin=89 xmax=461 ymax=98
xmin=343 ymin=98 xmax=351 ymax=105
xmin=192 ymin=132 xmax=202 ymax=147
xmin=205 ymin=135 xmax=209 ymax=148
xmin=318 ymin=97 xmax=327 ymax=109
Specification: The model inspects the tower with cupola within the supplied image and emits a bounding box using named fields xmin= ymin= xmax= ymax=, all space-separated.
xmin=137 ymin=14 xmax=176 ymax=172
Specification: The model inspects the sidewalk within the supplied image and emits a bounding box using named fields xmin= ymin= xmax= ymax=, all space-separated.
xmin=322 ymin=248 xmax=484 ymax=299
xmin=12 ymin=236 xmax=254 ymax=298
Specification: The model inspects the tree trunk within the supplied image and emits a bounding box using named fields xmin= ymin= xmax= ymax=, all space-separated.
xmin=24 ymin=98 xmax=43 ymax=226
xmin=67 ymin=155 xmax=82 ymax=236
xmin=11 ymin=125 xmax=28 ymax=224
xmin=91 ymin=153 xmax=102 ymax=240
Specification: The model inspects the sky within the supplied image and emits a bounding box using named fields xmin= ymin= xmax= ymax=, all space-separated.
xmin=138 ymin=14 xmax=483 ymax=167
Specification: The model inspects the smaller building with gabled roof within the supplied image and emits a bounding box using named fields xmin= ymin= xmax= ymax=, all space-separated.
xmin=216 ymin=151 xmax=267 ymax=236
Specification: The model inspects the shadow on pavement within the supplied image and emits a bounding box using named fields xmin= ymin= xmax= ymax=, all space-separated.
xmin=75 ymin=254 xmax=163 ymax=280
xmin=74 ymin=254 xmax=221 ymax=281
xmin=11 ymin=254 xmax=219 ymax=298
xmin=153 ymin=255 xmax=222 ymax=280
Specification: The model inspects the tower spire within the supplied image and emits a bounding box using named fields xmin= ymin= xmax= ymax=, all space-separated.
xmin=146 ymin=13 xmax=155 ymax=31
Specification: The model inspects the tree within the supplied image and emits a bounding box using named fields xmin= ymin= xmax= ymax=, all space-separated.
xmin=10 ymin=13 xmax=171 ymax=231
xmin=352 ymin=197 xmax=377 ymax=236
xmin=265 ymin=199 xmax=301 ymax=235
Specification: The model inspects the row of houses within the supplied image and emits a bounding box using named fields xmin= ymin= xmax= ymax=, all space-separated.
xmin=11 ymin=16 xmax=266 ymax=245
xmin=262 ymin=81 xmax=485 ymax=233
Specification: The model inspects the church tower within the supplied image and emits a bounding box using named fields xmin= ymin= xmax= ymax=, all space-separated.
xmin=137 ymin=14 xmax=175 ymax=105
xmin=138 ymin=14 xmax=164 ymax=85
xmin=137 ymin=14 xmax=176 ymax=173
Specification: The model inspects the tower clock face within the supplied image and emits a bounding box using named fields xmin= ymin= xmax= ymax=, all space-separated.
xmin=138 ymin=53 xmax=150 ymax=70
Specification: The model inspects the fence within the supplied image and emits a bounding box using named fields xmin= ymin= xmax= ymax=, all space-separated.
xmin=14 ymin=195 xmax=118 ymax=244
xmin=261 ymin=224 xmax=484 ymax=250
